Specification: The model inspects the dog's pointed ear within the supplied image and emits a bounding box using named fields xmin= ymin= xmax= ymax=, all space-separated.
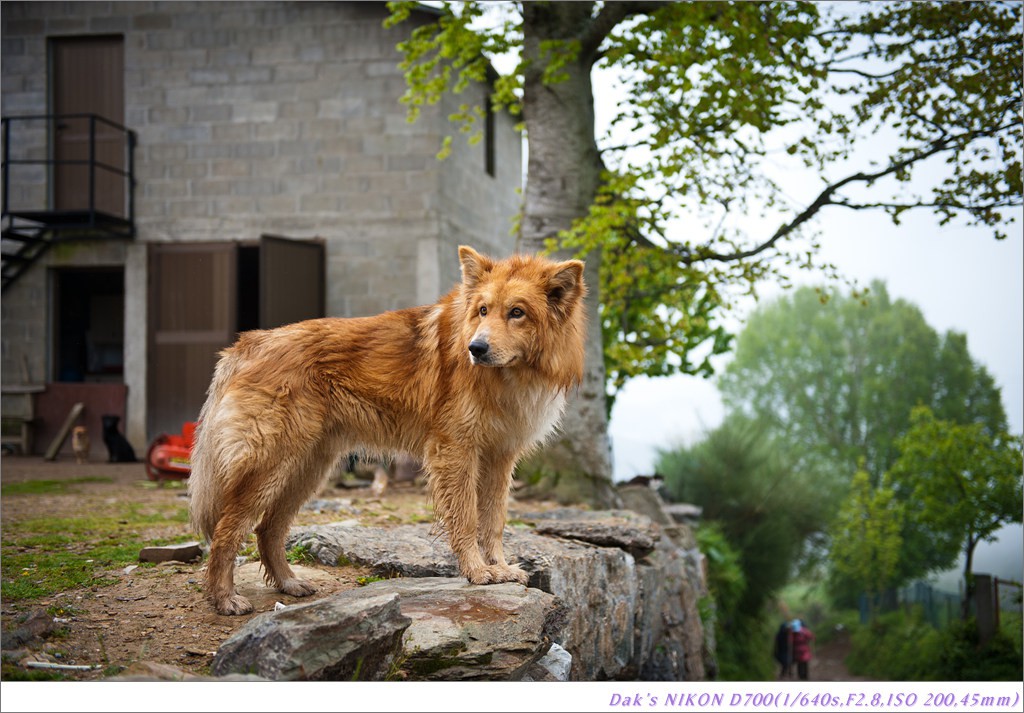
xmin=547 ymin=259 xmax=586 ymax=314
xmin=459 ymin=246 xmax=493 ymax=288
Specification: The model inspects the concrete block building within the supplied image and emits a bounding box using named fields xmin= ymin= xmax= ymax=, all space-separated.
xmin=1 ymin=1 xmax=522 ymax=456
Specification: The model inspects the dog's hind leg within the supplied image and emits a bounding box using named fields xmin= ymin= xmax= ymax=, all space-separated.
xmin=206 ymin=501 xmax=258 ymax=616
xmin=254 ymin=453 xmax=336 ymax=599
xmin=476 ymin=452 xmax=528 ymax=585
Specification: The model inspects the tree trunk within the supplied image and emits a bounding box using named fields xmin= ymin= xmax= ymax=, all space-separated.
xmin=516 ymin=3 xmax=620 ymax=508
xmin=962 ymin=535 xmax=976 ymax=621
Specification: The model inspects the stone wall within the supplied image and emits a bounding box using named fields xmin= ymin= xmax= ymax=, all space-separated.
xmin=282 ymin=502 xmax=712 ymax=681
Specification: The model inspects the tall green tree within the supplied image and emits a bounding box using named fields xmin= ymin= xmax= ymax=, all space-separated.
xmin=658 ymin=414 xmax=831 ymax=611
xmin=829 ymin=467 xmax=903 ymax=619
xmin=718 ymin=281 xmax=1008 ymax=484
xmin=387 ymin=1 xmax=1022 ymax=505
xmin=718 ymin=282 xmax=1008 ymax=585
xmin=889 ymin=406 xmax=1024 ymax=618
xmin=657 ymin=414 xmax=831 ymax=678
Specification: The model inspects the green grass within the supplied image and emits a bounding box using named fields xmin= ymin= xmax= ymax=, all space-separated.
xmin=1 ymin=503 xmax=193 ymax=602
xmin=286 ymin=543 xmax=316 ymax=565
xmin=1 ymin=476 xmax=114 ymax=496
xmin=356 ymin=575 xmax=389 ymax=586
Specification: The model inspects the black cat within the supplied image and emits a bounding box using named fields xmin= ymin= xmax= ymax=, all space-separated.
xmin=101 ymin=415 xmax=137 ymax=463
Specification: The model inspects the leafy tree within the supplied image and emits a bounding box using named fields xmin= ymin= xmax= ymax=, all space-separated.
xmin=718 ymin=282 xmax=1007 ymax=484
xmin=719 ymin=282 xmax=1008 ymax=586
xmin=829 ymin=467 xmax=903 ymax=619
xmin=889 ymin=406 xmax=1024 ymax=618
xmin=658 ymin=414 xmax=832 ymax=678
xmin=658 ymin=414 xmax=831 ymax=611
xmin=386 ymin=1 xmax=1022 ymax=505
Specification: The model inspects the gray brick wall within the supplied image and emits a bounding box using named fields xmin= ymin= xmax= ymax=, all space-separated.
xmin=2 ymin=0 xmax=522 ymax=447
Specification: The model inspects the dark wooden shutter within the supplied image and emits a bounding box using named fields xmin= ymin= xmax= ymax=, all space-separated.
xmin=259 ymin=235 xmax=325 ymax=329
xmin=147 ymin=243 xmax=237 ymax=437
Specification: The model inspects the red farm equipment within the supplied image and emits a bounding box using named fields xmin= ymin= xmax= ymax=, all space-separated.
xmin=145 ymin=421 xmax=196 ymax=483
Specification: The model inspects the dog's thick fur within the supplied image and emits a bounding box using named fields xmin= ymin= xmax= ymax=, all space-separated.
xmin=189 ymin=246 xmax=586 ymax=615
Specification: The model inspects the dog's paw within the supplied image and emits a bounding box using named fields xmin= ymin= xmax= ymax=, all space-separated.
xmin=490 ymin=563 xmax=528 ymax=585
xmin=465 ymin=563 xmax=528 ymax=586
xmin=279 ymin=577 xmax=316 ymax=598
xmin=216 ymin=593 xmax=254 ymax=616
xmin=464 ymin=566 xmax=495 ymax=585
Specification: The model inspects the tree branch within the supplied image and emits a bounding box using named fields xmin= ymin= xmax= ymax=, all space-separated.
xmin=685 ymin=122 xmax=1021 ymax=265
xmin=579 ymin=1 xmax=670 ymax=63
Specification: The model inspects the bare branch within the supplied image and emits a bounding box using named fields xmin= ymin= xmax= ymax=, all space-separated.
xmin=829 ymin=67 xmax=902 ymax=80
xmin=686 ymin=121 xmax=1022 ymax=265
xmin=832 ymin=199 xmax=1022 ymax=211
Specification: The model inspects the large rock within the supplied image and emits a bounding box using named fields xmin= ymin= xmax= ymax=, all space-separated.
xmin=287 ymin=506 xmax=710 ymax=681
xmin=376 ymin=578 xmax=563 ymax=680
xmin=211 ymin=589 xmax=410 ymax=680
xmin=531 ymin=518 xmax=659 ymax=559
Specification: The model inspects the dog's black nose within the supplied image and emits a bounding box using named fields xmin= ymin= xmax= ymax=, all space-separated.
xmin=468 ymin=339 xmax=490 ymax=359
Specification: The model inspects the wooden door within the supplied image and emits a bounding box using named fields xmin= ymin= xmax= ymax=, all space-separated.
xmin=51 ymin=36 xmax=125 ymax=215
xmin=147 ymin=244 xmax=237 ymax=437
xmin=259 ymin=235 xmax=325 ymax=329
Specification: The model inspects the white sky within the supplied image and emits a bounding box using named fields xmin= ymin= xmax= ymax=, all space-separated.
xmin=608 ymin=211 xmax=1024 ymax=481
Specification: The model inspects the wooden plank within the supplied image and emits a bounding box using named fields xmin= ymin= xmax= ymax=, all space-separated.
xmin=44 ymin=402 xmax=84 ymax=461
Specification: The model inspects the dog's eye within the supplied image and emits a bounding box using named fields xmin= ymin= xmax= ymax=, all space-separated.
xmin=479 ymin=305 xmax=488 ymax=317
xmin=509 ymin=307 xmax=525 ymax=319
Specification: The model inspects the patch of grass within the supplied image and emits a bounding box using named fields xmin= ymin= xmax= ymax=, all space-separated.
xmin=238 ymin=535 xmax=260 ymax=561
xmin=0 ymin=662 xmax=65 ymax=681
xmin=407 ymin=512 xmax=433 ymax=524
xmin=356 ymin=575 xmax=388 ymax=586
xmin=1 ymin=476 xmax=114 ymax=496
xmin=1 ymin=503 xmax=194 ymax=603
xmin=286 ymin=543 xmax=316 ymax=565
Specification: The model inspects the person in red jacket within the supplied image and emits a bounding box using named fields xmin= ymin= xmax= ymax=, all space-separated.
xmin=791 ymin=618 xmax=815 ymax=680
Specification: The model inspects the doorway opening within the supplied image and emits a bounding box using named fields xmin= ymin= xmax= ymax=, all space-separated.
xmin=53 ymin=268 xmax=125 ymax=383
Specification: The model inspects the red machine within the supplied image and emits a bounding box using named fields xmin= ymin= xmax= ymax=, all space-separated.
xmin=145 ymin=421 xmax=197 ymax=482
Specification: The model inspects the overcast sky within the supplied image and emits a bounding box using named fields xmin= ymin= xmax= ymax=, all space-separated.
xmin=607 ymin=212 xmax=1024 ymax=481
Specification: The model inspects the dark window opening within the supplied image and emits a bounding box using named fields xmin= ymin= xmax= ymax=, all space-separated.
xmin=484 ymin=94 xmax=496 ymax=178
xmin=53 ymin=268 xmax=124 ymax=382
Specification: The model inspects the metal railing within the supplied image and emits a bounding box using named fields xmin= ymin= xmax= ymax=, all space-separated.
xmin=1 ymin=113 xmax=137 ymax=226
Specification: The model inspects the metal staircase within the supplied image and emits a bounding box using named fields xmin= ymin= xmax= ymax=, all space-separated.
xmin=1 ymin=114 xmax=136 ymax=293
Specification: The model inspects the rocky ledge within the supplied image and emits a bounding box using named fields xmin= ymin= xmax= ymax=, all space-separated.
xmin=118 ymin=486 xmax=712 ymax=682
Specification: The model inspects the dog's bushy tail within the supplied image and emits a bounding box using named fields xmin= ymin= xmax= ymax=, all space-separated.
xmin=188 ymin=348 xmax=239 ymax=542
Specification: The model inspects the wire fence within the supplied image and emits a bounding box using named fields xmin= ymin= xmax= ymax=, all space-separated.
xmin=859 ymin=575 xmax=1023 ymax=631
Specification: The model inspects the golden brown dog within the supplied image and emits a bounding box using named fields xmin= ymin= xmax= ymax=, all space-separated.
xmin=188 ymin=246 xmax=586 ymax=615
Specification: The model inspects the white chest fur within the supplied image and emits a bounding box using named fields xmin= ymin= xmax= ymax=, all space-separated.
xmin=521 ymin=387 xmax=567 ymax=447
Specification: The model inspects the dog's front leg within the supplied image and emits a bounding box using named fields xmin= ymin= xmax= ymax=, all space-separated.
xmin=476 ymin=451 xmax=528 ymax=585
xmin=425 ymin=441 xmax=506 ymax=585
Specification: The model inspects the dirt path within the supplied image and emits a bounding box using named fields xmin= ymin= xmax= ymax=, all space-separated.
xmin=0 ymin=455 xmax=421 ymax=679
xmin=772 ymin=630 xmax=866 ymax=682
xmin=812 ymin=633 xmax=867 ymax=681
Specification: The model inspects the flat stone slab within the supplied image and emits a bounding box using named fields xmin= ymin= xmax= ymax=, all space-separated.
xmin=138 ymin=541 xmax=202 ymax=564
xmin=212 ymin=589 xmax=411 ymax=680
xmin=530 ymin=520 xmax=658 ymax=559
xmin=287 ymin=524 xmax=460 ymax=577
xmin=370 ymin=577 xmax=562 ymax=681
